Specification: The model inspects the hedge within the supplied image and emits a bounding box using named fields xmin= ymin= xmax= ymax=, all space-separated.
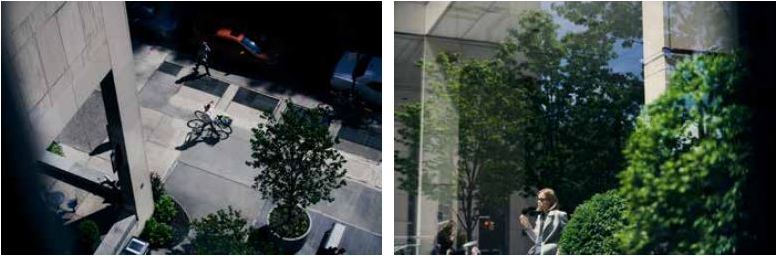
xmin=616 ymin=54 xmax=750 ymax=254
xmin=560 ymin=190 xmax=626 ymax=254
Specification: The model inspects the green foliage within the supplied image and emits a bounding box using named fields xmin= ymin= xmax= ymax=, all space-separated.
xmin=617 ymin=54 xmax=750 ymax=254
xmin=509 ymin=7 xmax=643 ymax=212
xmin=142 ymin=218 xmax=173 ymax=247
xmin=552 ymin=2 xmax=643 ymax=47
xmin=268 ymin=205 xmax=309 ymax=238
xmin=247 ymin=101 xmax=346 ymax=210
xmin=191 ymin=207 xmax=253 ymax=254
xmin=142 ymin=179 xmax=180 ymax=248
xmin=47 ymin=141 xmax=64 ymax=157
xmin=150 ymin=173 xmax=164 ymax=201
xmin=559 ymin=190 xmax=626 ymax=254
xmin=154 ymin=194 xmax=178 ymax=224
xmin=395 ymin=3 xmax=644 ymax=242
xmin=426 ymin=51 xmax=532 ymax=240
xmin=394 ymin=103 xmax=421 ymax=196
xmin=77 ymin=220 xmax=100 ymax=250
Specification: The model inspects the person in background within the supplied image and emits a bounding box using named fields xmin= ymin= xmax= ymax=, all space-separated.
xmin=193 ymin=41 xmax=212 ymax=76
xmin=519 ymin=188 xmax=568 ymax=255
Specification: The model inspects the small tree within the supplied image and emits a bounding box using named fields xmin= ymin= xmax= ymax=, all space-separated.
xmin=617 ymin=54 xmax=750 ymax=254
xmin=559 ymin=190 xmax=627 ymax=254
xmin=191 ymin=207 xmax=252 ymax=254
xmin=247 ymin=103 xmax=347 ymax=238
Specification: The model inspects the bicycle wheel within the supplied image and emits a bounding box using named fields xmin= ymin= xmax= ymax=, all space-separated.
xmin=187 ymin=119 xmax=206 ymax=129
xmin=214 ymin=129 xmax=229 ymax=140
xmin=217 ymin=123 xmax=233 ymax=134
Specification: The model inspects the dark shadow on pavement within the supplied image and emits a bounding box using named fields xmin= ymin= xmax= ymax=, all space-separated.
xmin=89 ymin=141 xmax=113 ymax=156
xmin=175 ymin=71 xmax=207 ymax=84
xmin=174 ymin=130 xmax=224 ymax=151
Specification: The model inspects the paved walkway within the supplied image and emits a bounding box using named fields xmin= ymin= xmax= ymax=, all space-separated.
xmin=49 ymin=43 xmax=382 ymax=254
xmin=132 ymin=44 xmax=382 ymax=254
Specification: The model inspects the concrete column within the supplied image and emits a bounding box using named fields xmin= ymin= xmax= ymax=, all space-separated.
xmin=642 ymin=2 xmax=740 ymax=104
xmin=100 ymin=2 xmax=154 ymax=229
xmin=642 ymin=1 xmax=668 ymax=104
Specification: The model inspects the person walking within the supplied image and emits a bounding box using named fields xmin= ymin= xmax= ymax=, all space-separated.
xmin=519 ymin=188 xmax=568 ymax=255
xmin=193 ymin=41 xmax=212 ymax=76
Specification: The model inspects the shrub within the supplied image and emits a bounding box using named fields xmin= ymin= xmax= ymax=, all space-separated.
xmin=617 ymin=54 xmax=750 ymax=254
xmin=150 ymin=173 xmax=164 ymax=201
xmin=191 ymin=207 xmax=252 ymax=254
xmin=78 ymin=220 xmax=100 ymax=250
xmin=142 ymin=218 xmax=173 ymax=247
xmin=559 ymin=190 xmax=626 ymax=254
xmin=47 ymin=141 xmax=64 ymax=157
xmin=154 ymin=194 xmax=178 ymax=224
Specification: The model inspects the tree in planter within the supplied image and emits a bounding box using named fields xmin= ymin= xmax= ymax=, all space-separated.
xmin=616 ymin=54 xmax=750 ymax=254
xmin=559 ymin=190 xmax=627 ymax=254
xmin=247 ymin=103 xmax=347 ymax=238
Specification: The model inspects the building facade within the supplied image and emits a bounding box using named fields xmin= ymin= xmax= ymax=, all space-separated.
xmin=395 ymin=2 xmax=541 ymax=254
xmin=2 ymin=1 xmax=153 ymax=253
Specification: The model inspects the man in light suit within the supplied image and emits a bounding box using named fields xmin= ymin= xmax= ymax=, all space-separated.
xmin=519 ymin=188 xmax=568 ymax=255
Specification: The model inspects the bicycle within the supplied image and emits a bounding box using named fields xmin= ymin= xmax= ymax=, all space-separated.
xmin=186 ymin=110 xmax=233 ymax=142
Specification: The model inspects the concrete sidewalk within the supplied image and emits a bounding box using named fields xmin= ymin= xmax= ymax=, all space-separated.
xmin=133 ymin=45 xmax=381 ymax=189
xmin=131 ymin=44 xmax=382 ymax=254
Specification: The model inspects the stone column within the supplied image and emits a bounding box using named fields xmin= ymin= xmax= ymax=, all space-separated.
xmin=100 ymin=1 xmax=154 ymax=228
xmin=642 ymin=1 xmax=669 ymax=104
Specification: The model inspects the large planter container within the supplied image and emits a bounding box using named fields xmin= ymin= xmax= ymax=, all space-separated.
xmin=266 ymin=205 xmax=312 ymax=254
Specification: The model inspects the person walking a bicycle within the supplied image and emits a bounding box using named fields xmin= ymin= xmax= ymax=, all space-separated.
xmin=202 ymin=101 xmax=218 ymax=134
xmin=201 ymin=101 xmax=232 ymax=135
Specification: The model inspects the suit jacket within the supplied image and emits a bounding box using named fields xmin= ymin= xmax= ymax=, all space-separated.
xmin=527 ymin=210 xmax=568 ymax=255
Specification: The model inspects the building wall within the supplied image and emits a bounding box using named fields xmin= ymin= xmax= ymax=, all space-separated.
xmin=2 ymin=1 xmax=153 ymax=233
xmin=642 ymin=1 xmax=739 ymax=103
xmin=394 ymin=2 xmax=540 ymax=254
xmin=3 ymin=1 xmax=112 ymax=151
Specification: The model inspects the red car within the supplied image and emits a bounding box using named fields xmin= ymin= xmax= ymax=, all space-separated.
xmin=209 ymin=27 xmax=278 ymax=65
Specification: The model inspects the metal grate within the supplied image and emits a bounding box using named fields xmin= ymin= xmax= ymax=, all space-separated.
xmin=337 ymin=125 xmax=381 ymax=150
xmin=182 ymin=77 xmax=229 ymax=97
xmin=232 ymin=88 xmax=279 ymax=114
xmin=157 ymin=61 xmax=183 ymax=76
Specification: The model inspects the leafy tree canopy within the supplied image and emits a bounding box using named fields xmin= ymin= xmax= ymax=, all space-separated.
xmin=248 ymin=103 xmax=347 ymax=210
xmin=617 ymin=54 xmax=750 ymax=254
xmin=191 ymin=207 xmax=253 ymax=255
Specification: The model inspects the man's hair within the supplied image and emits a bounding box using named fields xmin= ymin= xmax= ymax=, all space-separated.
xmin=538 ymin=188 xmax=559 ymax=211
